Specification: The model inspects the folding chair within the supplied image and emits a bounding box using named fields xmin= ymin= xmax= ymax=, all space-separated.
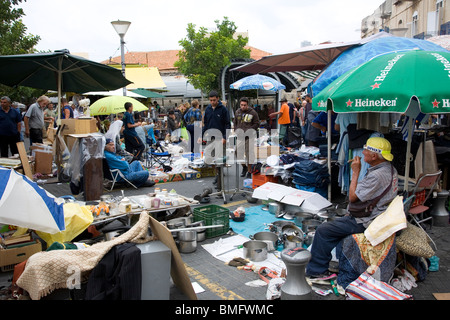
xmin=102 ymin=158 xmax=138 ymax=191
xmin=147 ymin=148 xmax=171 ymax=168
xmin=143 ymin=127 xmax=171 ymax=168
xmin=408 ymin=170 xmax=442 ymax=250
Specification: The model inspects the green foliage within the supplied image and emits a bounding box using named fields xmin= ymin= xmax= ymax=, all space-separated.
xmin=0 ymin=0 xmax=44 ymax=102
xmin=175 ymin=17 xmax=250 ymax=95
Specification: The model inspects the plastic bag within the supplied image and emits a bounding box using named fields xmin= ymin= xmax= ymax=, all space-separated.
xmin=35 ymin=203 xmax=93 ymax=247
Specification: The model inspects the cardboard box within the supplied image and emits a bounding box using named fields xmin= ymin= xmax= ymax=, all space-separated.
xmin=254 ymin=145 xmax=279 ymax=159
xmin=198 ymin=166 xmax=216 ymax=177
xmin=0 ymin=240 xmax=42 ymax=269
xmin=30 ymin=144 xmax=53 ymax=174
xmin=60 ymin=118 xmax=97 ymax=136
xmin=252 ymin=182 xmax=331 ymax=212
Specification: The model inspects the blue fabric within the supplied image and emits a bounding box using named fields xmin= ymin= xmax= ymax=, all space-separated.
xmin=312 ymin=112 xmax=338 ymax=135
xmin=306 ymin=216 xmax=366 ymax=276
xmin=311 ymin=36 xmax=449 ymax=96
xmin=337 ymin=234 xmax=397 ymax=288
xmin=62 ymin=105 xmax=74 ymax=119
xmin=0 ymin=108 xmax=21 ymax=136
xmin=123 ymin=112 xmax=137 ymax=137
xmin=229 ymin=205 xmax=293 ymax=240
xmin=0 ymin=167 xmax=12 ymax=200
xmin=292 ymin=159 xmax=330 ymax=189
xmin=184 ymin=107 xmax=202 ymax=125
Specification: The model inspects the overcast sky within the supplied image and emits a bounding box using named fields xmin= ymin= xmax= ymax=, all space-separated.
xmin=19 ymin=0 xmax=385 ymax=62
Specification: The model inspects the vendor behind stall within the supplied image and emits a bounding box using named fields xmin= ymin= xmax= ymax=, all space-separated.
xmin=306 ymin=137 xmax=398 ymax=279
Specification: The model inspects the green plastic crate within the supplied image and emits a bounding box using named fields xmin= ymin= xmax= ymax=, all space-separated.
xmin=193 ymin=204 xmax=230 ymax=238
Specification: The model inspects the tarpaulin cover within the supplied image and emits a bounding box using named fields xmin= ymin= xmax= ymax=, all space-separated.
xmin=311 ymin=36 xmax=449 ymax=96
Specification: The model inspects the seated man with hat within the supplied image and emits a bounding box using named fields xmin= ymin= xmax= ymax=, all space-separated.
xmin=306 ymin=137 xmax=398 ymax=279
xmin=104 ymin=138 xmax=155 ymax=188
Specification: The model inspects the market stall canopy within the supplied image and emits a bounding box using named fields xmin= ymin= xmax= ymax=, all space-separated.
xmin=83 ymin=88 xmax=146 ymax=98
xmin=0 ymin=49 xmax=131 ymax=93
xmin=89 ymin=95 xmax=148 ymax=116
xmin=83 ymin=89 xmax=147 ymax=99
xmin=124 ymin=66 xmax=167 ymax=90
xmin=312 ymin=50 xmax=450 ymax=114
xmin=0 ymin=167 xmax=65 ymax=234
xmin=311 ymin=35 xmax=450 ymax=96
xmin=131 ymin=88 xmax=166 ymax=98
xmin=231 ymin=32 xmax=390 ymax=74
xmin=0 ymin=49 xmax=132 ymax=121
xmin=230 ymin=74 xmax=286 ymax=91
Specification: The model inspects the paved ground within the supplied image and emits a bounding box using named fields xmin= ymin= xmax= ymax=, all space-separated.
xmin=1 ymin=163 xmax=449 ymax=302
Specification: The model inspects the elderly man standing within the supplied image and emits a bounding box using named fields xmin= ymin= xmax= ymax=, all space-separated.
xmin=24 ymin=95 xmax=51 ymax=145
xmin=306 ymin=137 xmax=398 ymax=279
xmin=0 ymin=96 xmax=22 ymax=157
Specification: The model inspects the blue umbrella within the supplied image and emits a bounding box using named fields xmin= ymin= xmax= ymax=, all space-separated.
xmin=230 ymin=74 xmax=286 ymax=92
xmin=311 ymin=35 xmax=449 ymax=96
xmin=0 ymin=167 xmax=65 ymax=234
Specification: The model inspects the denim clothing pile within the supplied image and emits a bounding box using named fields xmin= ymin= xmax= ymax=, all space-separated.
xmin=292 ymin=159 xmax=330 ymax=198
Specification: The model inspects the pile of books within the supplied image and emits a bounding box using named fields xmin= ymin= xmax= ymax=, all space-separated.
xmin=0 ymin=232 xmax=36 ymax=250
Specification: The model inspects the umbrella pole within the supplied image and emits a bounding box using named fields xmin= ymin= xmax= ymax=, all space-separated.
xmin=327 ymin=110 xmax=332 ymax=202
xmin=404 ymin=118 xmax=414 ymax=193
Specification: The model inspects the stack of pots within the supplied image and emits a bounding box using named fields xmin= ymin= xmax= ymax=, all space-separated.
xmin=167 ymin=216 xmax=204 ymax=254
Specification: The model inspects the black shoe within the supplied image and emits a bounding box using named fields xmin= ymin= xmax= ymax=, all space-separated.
xmin=246 ymin=172 xmax=251 ymax=178
xmin=143 ymin=180 xmax=156 ymax=188
xmin=240 ymin=165 xmax=248 ymax=177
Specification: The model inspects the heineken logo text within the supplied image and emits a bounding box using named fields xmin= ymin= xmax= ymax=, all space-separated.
xmin=430 ymin=53 xmax=450 ymax=78
xmin=353 ymin=98 xmax=397 ymax=107
xmin=374 ymin=54 xmax=404 ymax=82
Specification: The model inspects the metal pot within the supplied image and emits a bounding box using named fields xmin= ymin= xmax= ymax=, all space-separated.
xmin=316 ymin=210 xmax=337 ymax=222
xmin=268 ymin=202 xmax=282 ymax=215
xmin=301 ymin=218 xmax=322 ymax=233
xmin=178 ymin=239 xmax=197 ymax=253
xmin=250 ymin=232 xmax=278 ymax=251
xmin=284 ymin=235 xmax=303 ymax=249
xmin=283 ymin=204 xmax=304 ymax=214
xmin=178 ymin=230 xmax=197 ymax=253
xmin=281 ymin=224 xmax=303 ymax=238
xmin=187 ymin=221 xmax=206 ymax=242
xmin=305 ymin=231 xmax=315 ymax=246
xmin=294 ymin=211 xmax=314 ymax=227
xmin=269 ymin=220 xmax=296 ymax=234
xmin=243 ymin=240 xmax=268 ymax=262
xmin=178 ymin=230 xmax=197 ymax=241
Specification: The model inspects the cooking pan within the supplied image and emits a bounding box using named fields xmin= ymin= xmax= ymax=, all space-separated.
xmin=249 ymin=232 xmax=278 ymax=251
xmin=243 ymin=240 xmax=268 ymax=262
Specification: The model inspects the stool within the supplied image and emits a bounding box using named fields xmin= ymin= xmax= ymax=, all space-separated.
xmin=430 ymin=190 xmax=449 ymax=227
xmin=280 ymin=247 xmax=312 ymax=300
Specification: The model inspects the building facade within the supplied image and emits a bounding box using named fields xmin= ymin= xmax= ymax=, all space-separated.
xmin=361 ymin=0 xmax=449 ymax=39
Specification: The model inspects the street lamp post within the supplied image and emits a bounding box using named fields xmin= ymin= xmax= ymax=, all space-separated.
xmin=111 ymin=20 xmax=131 ymax=96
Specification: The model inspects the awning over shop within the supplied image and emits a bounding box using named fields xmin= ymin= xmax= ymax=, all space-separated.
xmin=232 ymin=32 xmax=391 ymax=74
xmin=131 ymin=88 xmax=166 ymax=98
xmin=125 ymin=67 xmax=167 ymax=90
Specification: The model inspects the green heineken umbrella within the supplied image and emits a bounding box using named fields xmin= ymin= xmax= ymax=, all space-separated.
xmin=312 ymin=50 xmax=450 ymax=193
xmin=312 ymin=50 xmax=450 ymax=114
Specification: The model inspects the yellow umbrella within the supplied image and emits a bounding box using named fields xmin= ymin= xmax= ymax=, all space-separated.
xmin=89 ymin=95 xmax=148 ymax=116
